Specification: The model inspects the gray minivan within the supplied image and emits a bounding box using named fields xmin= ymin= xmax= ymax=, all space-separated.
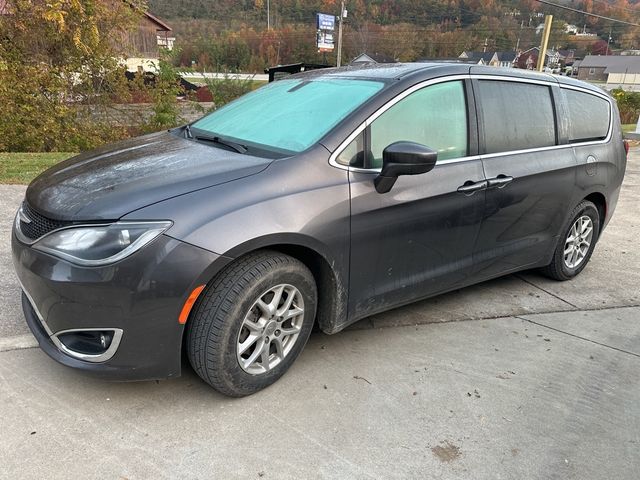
xmin=12 ymin=64 xmax=627 ymax=396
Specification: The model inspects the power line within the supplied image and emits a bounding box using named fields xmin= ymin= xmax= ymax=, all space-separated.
xmin=534 ymin=0 xmax=640 ymax=27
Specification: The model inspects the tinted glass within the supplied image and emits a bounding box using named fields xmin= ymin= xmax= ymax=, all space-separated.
xmin=478 ymin=80 xmax=556 ymax=154
xmin=336 ymin=132 xmax=365 ymax=167
xmin=192 ymin=78 xmax=384 ymax=153
xmin=562 ymin=88 xmax=610 ymax=142
xmin=370 ymin=81 xmax=468 ymax=168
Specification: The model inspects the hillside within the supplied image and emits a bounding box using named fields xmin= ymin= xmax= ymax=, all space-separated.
xmin=147 ymin=0 xmax=640 ymax=72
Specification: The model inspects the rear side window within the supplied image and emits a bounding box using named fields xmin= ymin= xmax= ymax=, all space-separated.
xmin=477 ymin=80 xmax=556 ymax=154
xmin=562 ymin=88 xmax=610 ymax=142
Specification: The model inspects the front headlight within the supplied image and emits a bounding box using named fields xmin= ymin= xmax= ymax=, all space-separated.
xmin=32 ymin=221 xmax=172 ymax=266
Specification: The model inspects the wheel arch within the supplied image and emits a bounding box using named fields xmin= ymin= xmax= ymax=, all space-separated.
xmin=184 ymin=234 xmax=348 ymax=338
xmin=583 ymin=191 xmax=607 ymax=235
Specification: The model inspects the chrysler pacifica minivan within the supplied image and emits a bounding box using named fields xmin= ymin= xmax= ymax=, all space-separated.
xmin=12 ymin=64 xmax=627 ymax=396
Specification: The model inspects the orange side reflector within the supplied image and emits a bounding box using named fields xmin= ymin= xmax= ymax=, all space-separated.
xmin=178 ymin=285 xmax=206 ymax=324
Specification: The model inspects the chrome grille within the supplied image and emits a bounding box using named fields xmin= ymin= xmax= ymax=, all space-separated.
xmin=19 ymin=202 xmax=72 ymax=241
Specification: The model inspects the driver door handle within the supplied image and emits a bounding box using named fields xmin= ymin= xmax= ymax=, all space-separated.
xmin=457 ymin=179 xmax=488 ymax=195
xmin=487 ymin=175 xmax=514 ymax=188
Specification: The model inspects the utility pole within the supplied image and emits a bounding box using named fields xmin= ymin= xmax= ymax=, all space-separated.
xmin=537 ymin=14 xmax=553 ymax=72
xmin=483 ymin=38 xmax=488 ymax=53
xmin=336 ymin=1 xmax=346 ymax=67
xmin=515 ymin=20 xmax=523 ymax=52
xmin=267 ymin=0 xmax=270 ymax=30
xmin=607 ymin=26 xmax=612 ymax=55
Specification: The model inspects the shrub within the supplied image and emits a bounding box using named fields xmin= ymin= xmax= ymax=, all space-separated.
xmin=611 ymin=88 xmax=640 ymax=124
xmin=202 ymin=73 xmax=256 ymax=110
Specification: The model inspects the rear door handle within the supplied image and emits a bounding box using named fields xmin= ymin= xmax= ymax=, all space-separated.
xmin=457 ymin=180 xmax=488 ymax=195
xmin=487 ymin=175 xmax=514 ymax=188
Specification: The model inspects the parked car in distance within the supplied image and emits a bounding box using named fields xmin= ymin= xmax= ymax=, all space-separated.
xmin=12 ymin=63 xmax=627 ymax=396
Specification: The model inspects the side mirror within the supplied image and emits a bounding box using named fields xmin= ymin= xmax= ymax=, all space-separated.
xmin=374 ymin=141 xmax=438 ymax=194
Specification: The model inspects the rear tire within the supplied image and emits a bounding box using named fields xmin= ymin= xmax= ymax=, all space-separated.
xmin=186 ymin=250 xmax=317 ymax=397
xmin=540 ymin=200 xmax=600 ymax=281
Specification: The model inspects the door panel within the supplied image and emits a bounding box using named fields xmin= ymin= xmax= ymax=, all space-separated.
xmin=471 ymin=78 xmax=577 ymax=280
xmin=474 ymin=149 xmax=577 ymax=279
xmin=348 ymin=160 xmax=486 ymax=321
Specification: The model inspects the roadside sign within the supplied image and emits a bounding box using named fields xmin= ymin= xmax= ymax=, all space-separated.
xmin=317 ymin=13 xmax=335 ymax=31
xmin=317 ymin=12 xmax=335 ymax=52
xmin=317 ymin=32 xmax=334 ymax=52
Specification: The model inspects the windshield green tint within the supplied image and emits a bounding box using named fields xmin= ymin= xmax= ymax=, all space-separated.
xmin=191 ymin=78 xmax=384 ymax=153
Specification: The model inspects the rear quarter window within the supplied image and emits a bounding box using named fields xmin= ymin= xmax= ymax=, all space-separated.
xmin=562 ymin=88 xmax=611 ymax=142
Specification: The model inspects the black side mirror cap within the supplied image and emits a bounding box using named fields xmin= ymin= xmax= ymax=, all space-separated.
xmin=374 ymin=141 xmax=438 ymax=194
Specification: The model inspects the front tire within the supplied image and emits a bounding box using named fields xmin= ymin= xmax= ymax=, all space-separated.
xmin=186 ymin=251 xmax=317 ymax=397
xmin=540 ymin=200 xmax=600 ymax=281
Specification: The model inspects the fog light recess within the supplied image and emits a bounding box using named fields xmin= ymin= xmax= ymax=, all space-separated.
xmin=51 ymin=328 xmax=123 ymax=363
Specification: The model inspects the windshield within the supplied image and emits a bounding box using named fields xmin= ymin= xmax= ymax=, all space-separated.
xmin=191 ymin=78 xmax=384 ymax=154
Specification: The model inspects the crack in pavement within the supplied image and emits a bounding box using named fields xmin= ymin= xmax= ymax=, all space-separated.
xmin=515 ymin=274 xmax=580 ymax=309
xmin=516 ymin=315 xmax=640 ymax=359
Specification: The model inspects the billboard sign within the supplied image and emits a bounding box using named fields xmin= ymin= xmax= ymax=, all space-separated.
xmin=317 ymin=13 xmax=335 ymax=31
xmin=317 ymin=31 xmax=334 ymax=51
xmin=317 ymin=12 xmax=335 ymax=51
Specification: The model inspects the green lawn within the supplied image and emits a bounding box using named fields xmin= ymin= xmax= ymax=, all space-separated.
xmin=622 ymin=124 xmax=637 ymax=134
xmin=0 ymin=152 xmax=74 ymax=184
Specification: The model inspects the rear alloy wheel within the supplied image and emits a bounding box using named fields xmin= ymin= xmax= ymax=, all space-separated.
xmin=186 ymin=251 xmax=317 ymax=397
xmin=563 ymin=215 xmax=594 ymax=269
xmin=541 ymin=200 xmax=600 ymax=281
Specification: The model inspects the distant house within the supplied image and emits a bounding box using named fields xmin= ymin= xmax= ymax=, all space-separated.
xmin=516 ymin=47 xmax=566 ymax=70
xmin=350 ymin=53 xmax=398 ymax=65
xmin=577 ymin=55 xmax=640 ymax=90
xmin=458 ymin=51 xmax=517 ymax=68
xmin=494 ymin=52 xmax=518 ymax=68
xmin=0 ymin=1 xmax=171 ymax=73
xmin=565 ymin=24 xmax=579 ymax=35
xmin=558 ymin=49 xmax=576 ymax=65
xmin=124 ymin=11 xmax=173 ymax=73
xmin=458 ymin=51 xmax=495 ymax=66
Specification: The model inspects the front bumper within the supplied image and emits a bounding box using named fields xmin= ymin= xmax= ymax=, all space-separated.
xmin=12 ymin=232 xmax=221 ymax=381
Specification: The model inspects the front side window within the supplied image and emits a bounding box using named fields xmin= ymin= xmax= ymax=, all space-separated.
xmin=192 ymin=78 xmax=384 ymax=154
xmin=369 ymin=81 xmax=468 ymax=169
xmin=336 ymin=132 xmax=365 ymax=166
xmin=477 ymin=80 xmax=556 ymax=154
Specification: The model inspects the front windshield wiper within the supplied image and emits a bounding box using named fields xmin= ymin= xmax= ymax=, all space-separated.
xmin=194 ymin=133 xmax=248 ymax=154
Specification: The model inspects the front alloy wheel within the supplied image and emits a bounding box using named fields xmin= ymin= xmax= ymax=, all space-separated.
xmin=237 ymin=284 xmax=305 ymax=374
xmin=186 ymin=251 xmax=317 ymax=397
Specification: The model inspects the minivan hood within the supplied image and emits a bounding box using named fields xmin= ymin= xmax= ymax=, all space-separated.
xmin=26 ymin=131 xmax=273 ymax=221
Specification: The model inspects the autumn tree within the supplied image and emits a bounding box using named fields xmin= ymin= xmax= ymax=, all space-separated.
xmin=0 ymin=0 xmax=147 ymax=151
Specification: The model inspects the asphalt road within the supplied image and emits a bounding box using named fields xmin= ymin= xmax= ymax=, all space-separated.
xmin=0 ymin=151 xmax=638 ymax=479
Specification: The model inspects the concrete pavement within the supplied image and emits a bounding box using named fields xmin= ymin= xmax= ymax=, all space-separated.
xmin=1 ymin=306 xmax=639 ymax=479
xmin=0 ymin=151 xmax=639 ymax=479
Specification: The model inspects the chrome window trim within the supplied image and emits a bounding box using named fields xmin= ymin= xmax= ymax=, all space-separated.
xmin=51 ymin=328 xmax=124 ymax=363
xmin=328 ymin=74 xmax=615 ymax=173
xmin=329 ymin=74 xmax=469 ymax=172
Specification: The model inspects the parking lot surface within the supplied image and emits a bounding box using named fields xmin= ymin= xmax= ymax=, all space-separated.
xmin=0 ymin=151 xmax=638 ymax=479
